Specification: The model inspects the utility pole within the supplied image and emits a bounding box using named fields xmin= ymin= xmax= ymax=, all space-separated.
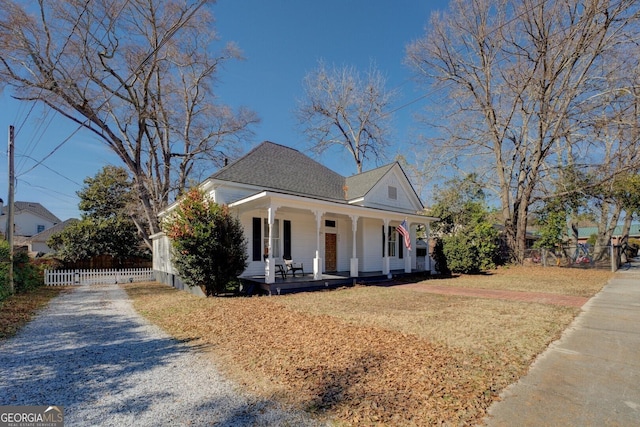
xmin=6 ymin=125 xmax=14 ymax=294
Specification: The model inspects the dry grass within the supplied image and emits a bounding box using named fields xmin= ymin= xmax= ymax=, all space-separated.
xmin=278 ymin=285 xmax=579 ymax=356
xmin=436 ymin=265 xmax=614 ymax=297
xmin=124 ymin=266 xmax=613 ymax=426
xmin=0 ymin=286 xmax=68 ymax=340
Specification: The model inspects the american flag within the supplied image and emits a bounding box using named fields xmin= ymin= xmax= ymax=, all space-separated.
xmin=397 ymin=220 xmax=411 ymax=250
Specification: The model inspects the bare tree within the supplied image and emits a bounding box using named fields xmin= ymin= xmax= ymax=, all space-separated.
xmin=406 ymin=0 xmax=639 ymax=261
xmin=580 ymin=51 xmax=640 ymax=257
xmin=297 ymin=60 xmax=396 ymax=174
xmin=0 ymin=0 xmax=258 ymax=249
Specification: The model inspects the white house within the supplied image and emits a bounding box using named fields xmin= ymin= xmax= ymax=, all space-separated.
xmin=152 ymin=141 xmax=438 ymax=294
xmin=29 ymin=218 xmax=78 ymax=255
xmin=0 ymin=200 xmax=61 ymax=237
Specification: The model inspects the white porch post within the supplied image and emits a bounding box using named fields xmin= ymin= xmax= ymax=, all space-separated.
xmin=313 ymin=210 xmax=323 ymax=280
xmin=383 ymin=218 xmax=390 ymax=277
xmin=264 ymin=205 xmax=277 ymax=284
xmin=405 ymin=222 xmax=413 ymax=273
xmin=350 ymin=215 xmax=359 ymax=277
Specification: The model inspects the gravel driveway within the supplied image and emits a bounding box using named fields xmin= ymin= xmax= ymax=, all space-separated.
xmin=0 ymin=284 xmax=322 ymax=426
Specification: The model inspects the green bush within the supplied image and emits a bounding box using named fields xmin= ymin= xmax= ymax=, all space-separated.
xmin=439 ymin=213 xmax=500 ymax=274
xmin=14 ymin=251 xmax=43 ymax=293
xmin=163 ymin=188 xmax=248 ymax=296
xmin=432 ymin=238 xmax=450 ymax=275
xmin=0 ymin=240 xmax=45 ymax=301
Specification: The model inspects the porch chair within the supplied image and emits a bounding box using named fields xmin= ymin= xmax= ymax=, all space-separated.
xmin=283 ymin=257 xmax=304 ymax=277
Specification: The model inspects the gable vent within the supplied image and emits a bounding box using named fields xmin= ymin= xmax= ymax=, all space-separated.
xmin=388 ymin=186 xmax=397 ymax=200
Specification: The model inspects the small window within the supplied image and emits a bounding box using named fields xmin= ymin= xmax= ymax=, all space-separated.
xmin=388 ymin=186 xmax=397 ymax=200
xmin=325 ymin=220 xmax=336 ymax=228
xmin=37 ymin=225 xmax=45 ymax=233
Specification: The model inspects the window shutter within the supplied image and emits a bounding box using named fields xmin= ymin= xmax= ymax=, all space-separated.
xmin=252 ymin=217 xmax=261 ymax=261
xmin=283 ymin=220 xmax=291 ymax=259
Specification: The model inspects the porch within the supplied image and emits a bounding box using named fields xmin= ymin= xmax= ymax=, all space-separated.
xmin=240 ymin=269 xmax=430 ymax=296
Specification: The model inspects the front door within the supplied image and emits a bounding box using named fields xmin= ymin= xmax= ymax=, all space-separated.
xmin=325 ymin=233 xmax=337 ymax=272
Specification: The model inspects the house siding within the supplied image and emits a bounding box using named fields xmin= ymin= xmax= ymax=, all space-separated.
xmin=361 ymin=218 xmax=383 ymax=272
xmin=210 ymin=185 xmax=256 ymax=205
xmin=152 ymin=234 xmax=176 ymax=276
xmin=0 ymin=211 xmax=57 ymax=237
xmin=30 ymin=241 xmax=50 ymax=254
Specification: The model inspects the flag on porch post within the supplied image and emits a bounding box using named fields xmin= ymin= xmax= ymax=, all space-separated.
xmin=398 ymin=219 xmax=411 ymax=250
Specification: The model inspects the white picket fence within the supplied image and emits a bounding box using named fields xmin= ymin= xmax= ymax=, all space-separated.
xmin=44 ymin=268 xmax=155 ymax=286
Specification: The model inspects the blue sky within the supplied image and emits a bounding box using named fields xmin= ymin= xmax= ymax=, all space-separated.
xmin=0 ymin=0 xmax=450 ymax=220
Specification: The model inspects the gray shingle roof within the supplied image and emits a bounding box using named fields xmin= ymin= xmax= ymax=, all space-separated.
xmin=30 ymin=218 xmax=79 ymax=242
xmin=209 ymin=142 xmax=347 ymax=200
xmin=3 ymin=201 xmax=61 ymax=224
xmin=208 ymin=141 xmax=421 ymax=208
xmin=345 ymin=164 xmax=395 ymax=199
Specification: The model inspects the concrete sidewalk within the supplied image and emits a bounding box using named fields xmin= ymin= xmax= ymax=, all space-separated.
xmin=484 ymin=261 xmax=640 ymax=426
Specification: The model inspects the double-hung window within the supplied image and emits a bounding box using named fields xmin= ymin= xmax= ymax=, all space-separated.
xmin=264 ymin=218 xmax=280 ymax=258
xmin=388 ymin=226 xmax=397 ymax=257
xmin=253 ymin=217 xmax=290 ymax=261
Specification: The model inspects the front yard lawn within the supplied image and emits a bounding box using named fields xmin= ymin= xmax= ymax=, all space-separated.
xmin=125 ymin=266 xmax=613 ymax=426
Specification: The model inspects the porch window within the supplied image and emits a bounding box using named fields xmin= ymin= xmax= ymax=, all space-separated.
xmin=263 ymin=218 xmax=280 ymax=258
xmin=388 ymin=226 xmax=397 ymax=257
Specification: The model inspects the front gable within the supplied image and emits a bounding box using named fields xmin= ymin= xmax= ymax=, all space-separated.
xmin=346 ymin=164 xmax=423 ymax=214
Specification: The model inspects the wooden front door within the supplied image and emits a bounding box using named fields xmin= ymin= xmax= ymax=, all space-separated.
xmin=325 ymin=233 xmax=337 ymax=272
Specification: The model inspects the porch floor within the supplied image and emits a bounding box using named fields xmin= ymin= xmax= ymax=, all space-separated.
xmin=240 ymin=269 xmax=429 ymax=295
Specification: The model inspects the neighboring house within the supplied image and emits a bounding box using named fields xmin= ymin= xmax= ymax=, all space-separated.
xmin=152 ymin=141 xmax=438 ymax=294
xmin=0 ymin=200 xmax=61 ymax=237
xmin=575 ymin=224 xmax=640 ymax=245
xmin=28 ymin=218 xmax=79 ymax=255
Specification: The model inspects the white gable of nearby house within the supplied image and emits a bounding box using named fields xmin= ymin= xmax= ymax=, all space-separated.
xmin=153 ymin=141 xmax=438 ymax=293
xmin=0 ymin=201 xmax=61 ymax=237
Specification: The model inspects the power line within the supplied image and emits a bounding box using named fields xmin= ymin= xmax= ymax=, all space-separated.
xmin=14 ymin=0 xmax=131 ymax=176
xmin=16 ymin=154 xmax=82 ymax=186
xmin=13 ymin=0 xmax=92 ymax=156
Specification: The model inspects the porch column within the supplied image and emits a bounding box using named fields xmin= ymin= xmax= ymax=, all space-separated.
xmin=404 ymin=222 xmax=413 ymax=273
xmin=350 ymin=215 xmax=359 ymax=277
xmin=383 ymin=218 xmax=390 ymax=277
xmin=265 ymin=205 xmax=277 ymax=284
xmin=313 ymin=210 xmax=323 ymax=280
